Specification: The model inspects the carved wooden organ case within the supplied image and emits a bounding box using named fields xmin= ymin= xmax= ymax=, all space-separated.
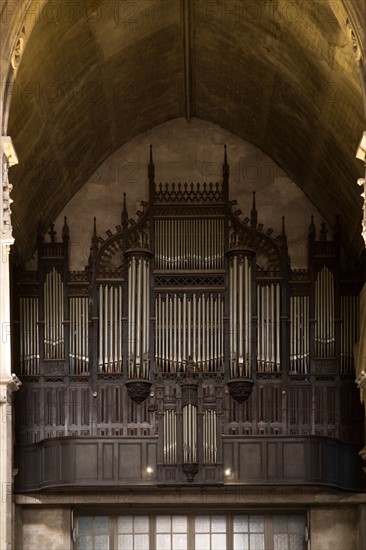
xmin=13 ymin=147 xmax=364 ymax=485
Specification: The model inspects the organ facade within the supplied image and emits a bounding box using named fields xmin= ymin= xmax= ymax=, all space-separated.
xmin=13 ymin=147 xmax=365 ymax=499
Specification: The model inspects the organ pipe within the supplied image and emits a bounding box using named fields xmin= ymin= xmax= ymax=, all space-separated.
xmin=69 ymin=296 xmax=89 ymax=374
xmin=183 ymin=403 xmax=197 ymax=463
xmin=290 ymin=295 xmax=309 ymax=374
xmin=229 ymin=255 xmax=252 ymax=378
xmin=98 ymin=285 xmax=122 ymax=373
xmin=155 ymin=293 xmax=224 ymax=372
xmin=154 ymin=218 xmax=224 ymax=270
xmin=44 ymin=268 xmax=64 ymax=359
xmin=256 ymin=283 xmax=281 ymax=372
xmin=19 ymin=297 xmax=39 ymax=375
xmin=203 ymin=409 xmax=217 ymax=464
xmin=163 ymin=409 xmax=177 ymax=464
xmin=127 ymin=255 xmax=151 ymax=378
xmin=315 ymin=266 xmax=335 ymax=358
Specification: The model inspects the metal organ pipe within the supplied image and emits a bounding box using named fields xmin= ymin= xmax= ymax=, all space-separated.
xmin=315 ymin=266 xmax=334 ymax=358
xmin=20 ymin=297 xmax=40 ymax=375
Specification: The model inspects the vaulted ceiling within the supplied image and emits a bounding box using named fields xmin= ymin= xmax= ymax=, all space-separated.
xmin=6 ymin=0 xmax=366 ymax=260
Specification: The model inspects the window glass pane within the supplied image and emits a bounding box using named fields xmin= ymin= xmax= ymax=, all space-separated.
xmin=94 ymin=517 xmax=109 ymax=534
xmin=134 ymin=516 xmax=149 ymax=533
xmin=134 ymin=534 xmax=149 ymax=549
xmin=211 ymin=516 xmax=226 ymax=533
xmin=118 ymin=534 xmax=132 ymax=550
xmin=249 ymin=516 xmax=264 ymax=533
xmin=156 ymin=533 xmax=171 ymax=550
xmin=212 ymin=533 xmax=226 ymax=550
xmin=77 ymin=535 xmax=93 ymax=550
xmin=172 ymin=533 xmax=187 ymax=550
xmin=118 ymin=516 xmax=133 ymax=533
xmin=94 ymin=535 xmax=109 ymax=550
xmin=172 ymin=516 xmax=187 ymax=532
xmin=289 ymin=533 xmax=305 ymax=550
xmin=274 ymin=534 xmax=288 ymax=550
xmin=273 ymin=516 xmax=288 ymax=533
xmin=233 ymin=516 xmax=248 ymax=533
xmin=156 ymin=516 xmax=171 ymax=532
xmin=78 ymin=517 xmax=93 ymax=534
xmin=288 ymin=516 xmax=305 ymax=533
xmin=195 ymin=534 xmax=210 ymax=550
xmin=249 ymin=534 xmax=264 ymax=549
xmin=234 ymin=533 xmax=249 ymax=550
xmin=195 ymin=516 xmax=210 ymax=533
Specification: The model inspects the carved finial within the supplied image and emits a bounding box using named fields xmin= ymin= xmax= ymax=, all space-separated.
xmin=48 ymin=223 xmax=56 ymax=243
xmin=148 ymin=144 xmax=155 ymax=180
xmin=122 ymin=192 xmax=128 ymax=229
xmin=281 ymin=215 xmax=287 ymax=247
xmin=251 ymin=191 xmax=257 ymax=225
xmin=319 ymin=221 xmax=328 ymax=241
xmin=223 ymin=144 xmax=229 ymax=181
xmin=92 ymin=217 xmax=98 ymax=248
xmin=309 ymin=215 xmax=316 ymax=238
xmin=62 ymin=216 xmax=69 ymax=241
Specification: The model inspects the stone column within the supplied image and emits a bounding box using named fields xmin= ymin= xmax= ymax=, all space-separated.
xmin=0 ymin=136 xmax=20 ymax=550
xmin=355 ymin=284 xmax=366 ymax=473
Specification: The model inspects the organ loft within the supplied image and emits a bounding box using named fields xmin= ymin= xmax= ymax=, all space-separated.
xmin=13 ymin=147 xmax=365 ymax=495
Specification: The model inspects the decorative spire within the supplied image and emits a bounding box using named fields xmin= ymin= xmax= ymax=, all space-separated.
xmin=309 ymin=215 xmax=316 ymax=238
xmin=62 ymin=216 xmax=69 ymax=241
xmin=122 ymin=192 xmax=128 ymax=229
xmin=319 ymin=221 xmax=328 ymax=241
xmin=223 ymin=144 xmax=229 ymax=181
xmin=148 ymin=144 xmax=155 ymax=181
xmin=48 ymin=223 xmax=56 ymax=243
xmin=92 ymin=217 xmax=98 ymax=248
xmin=281 ymin=215 xmax=287 ymax=247
xmin=251 ymin=191 xmax=257 ymax=225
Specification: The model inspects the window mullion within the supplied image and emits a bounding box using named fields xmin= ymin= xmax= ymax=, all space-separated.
xmin=264 ymin=514 xmax=273 ymax=550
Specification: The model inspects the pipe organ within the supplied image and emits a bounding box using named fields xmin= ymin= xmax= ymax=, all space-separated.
xmin=13 ymin=147 xmax=365 ymax=488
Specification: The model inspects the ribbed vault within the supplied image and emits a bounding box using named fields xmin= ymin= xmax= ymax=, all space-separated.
xmin=4 ymin=0 xmax=366 ymax=259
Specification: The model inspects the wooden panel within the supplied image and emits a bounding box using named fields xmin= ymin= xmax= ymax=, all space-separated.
xmin=267 ymin=442 xmax=279 ymax=479
xmin=102 ymin=443 xmax=114 ymax=480
xmin=118 ymin=443 xmax=142 ymax=480
xmin=283 ymin=442 xmax=305 ymax=479
xmin=75 ymin=444 xmax=98 ymax=480
xmin=238 ymin=443 xmax=262 ymax=479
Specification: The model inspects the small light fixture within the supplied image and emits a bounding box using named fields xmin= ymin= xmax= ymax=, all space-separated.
xmin=146 ymin=466 xmax=153 ymax=474
xmin=224 ymin=468 xmax=232 ymax=476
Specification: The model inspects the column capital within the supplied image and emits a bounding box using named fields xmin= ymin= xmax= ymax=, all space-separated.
xmin=0 ymin=136 xmax=18 ymax=167
xmin=1 ymin=136 xmax=18 ymax=239
xmin=0 ymin=374 xmax=21 ymax=405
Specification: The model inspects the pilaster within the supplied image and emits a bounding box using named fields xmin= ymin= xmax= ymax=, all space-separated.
xmin=0 ymin=136 xmax=18 ymax=550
